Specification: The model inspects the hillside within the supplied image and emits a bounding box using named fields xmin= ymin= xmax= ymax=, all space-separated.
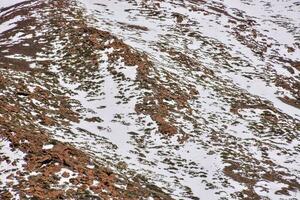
xmin=0 ymin=0 xmax=299 ymax=199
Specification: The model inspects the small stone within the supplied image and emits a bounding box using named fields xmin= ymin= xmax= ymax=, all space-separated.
xmin=62 ymin=172 xmax=70 ymax=178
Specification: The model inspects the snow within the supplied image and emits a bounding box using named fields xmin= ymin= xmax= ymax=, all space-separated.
xmin=52 ymin=168 xmax=79 ymax=190
xmin=0 ymin=16 xmax=23 ymax=35
xmin=42 ymin=144 xmax=54 ymax=150
xmin=1 ymin=0 xmax=298 ymax=199
xmin=75 ymin=0 xmax=300 ymax=199
xmin=0 ymin=0 xmax=27 ymax=9
xmin=254 ymin=181 xmax=300 ymax=200
xmin=0 ymin=137 xmax=26 ymax=199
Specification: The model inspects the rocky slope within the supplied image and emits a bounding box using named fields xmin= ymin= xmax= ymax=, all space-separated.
xmin=0 ymin=0 xmax=299 ymax=199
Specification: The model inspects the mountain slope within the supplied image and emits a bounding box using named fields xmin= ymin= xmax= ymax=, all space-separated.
xmin=0 ymin=0 xmax=299 ymax=199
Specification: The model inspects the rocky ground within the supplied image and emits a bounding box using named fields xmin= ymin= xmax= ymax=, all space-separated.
xmin=0 ymin=0 xmax=299 ymax=199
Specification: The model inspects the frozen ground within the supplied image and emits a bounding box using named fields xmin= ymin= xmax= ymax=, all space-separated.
xmin=0 ymin=0 xmax=300 ymax=199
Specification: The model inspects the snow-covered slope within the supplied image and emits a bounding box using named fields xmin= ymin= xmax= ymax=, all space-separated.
xmin=74 ymin=0 xmax=300 ymax=199
xmin=0 ymin=0 xmax=299 ymax=199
